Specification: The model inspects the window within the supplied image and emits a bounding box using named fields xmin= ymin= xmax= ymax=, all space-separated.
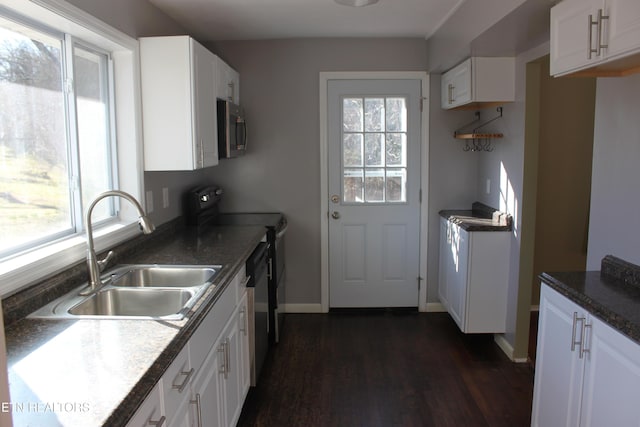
xmin=0 ymin=1 xmax=143 ymax=296
xmin=0 ymin=15 xmax=116 ymax=258
xmin=342 ymin=96 xmax=408 ymax=203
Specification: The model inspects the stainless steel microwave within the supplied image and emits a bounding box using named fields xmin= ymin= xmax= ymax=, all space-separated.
xmin=217 ymin=99 xmax=246 ymax=158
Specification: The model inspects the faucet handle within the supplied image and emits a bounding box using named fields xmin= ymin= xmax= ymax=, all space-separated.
xmin=97 ymin=250 xmax=115 ymax=272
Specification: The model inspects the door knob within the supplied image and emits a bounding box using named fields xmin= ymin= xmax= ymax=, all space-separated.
xmin=331 ymin=211 xmax=341 ymax=220
xmin=331 ymin=195 xmax=340 ymax=204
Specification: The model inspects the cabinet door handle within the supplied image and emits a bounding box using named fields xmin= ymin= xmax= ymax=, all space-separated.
xmin=596 ymin=8 xmax=609 ymax=56
xmin=240 ymin=307 xmax=247 ymax=336
xmin=571 ymin=312 xmax=586 ymax=352
xmin=218 ymin=343 xmax=227 ymax=377
xmin=172 ymin=368 xmax=194 ymax=393
xmin=190 ymin=393 xmax=203 ymax=427
xmin=225 ymin=337 xmax=231 ymax=380
xmin=580 ymin=322 xmax=592 ymax=359
xmin=148 ymin=415 xmax=166 ymax=427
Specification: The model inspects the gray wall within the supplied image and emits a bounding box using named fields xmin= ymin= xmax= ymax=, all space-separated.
xmin=204 ymin=39 xmax=430 ymax=306
xmin=587 ymin=73 xmax=640 ymax=269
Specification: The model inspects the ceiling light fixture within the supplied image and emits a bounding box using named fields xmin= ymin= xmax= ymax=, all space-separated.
xmin=334 ymin=0 xmax=379 ymax=7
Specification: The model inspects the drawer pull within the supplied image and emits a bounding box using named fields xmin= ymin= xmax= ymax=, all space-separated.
xmin=148 ymin=415 xmax=166 ymax=427
xmin=172 ymin=368 xmax=194 ymax=393
xmin=190 ymin=393 xmax=203 ymax=427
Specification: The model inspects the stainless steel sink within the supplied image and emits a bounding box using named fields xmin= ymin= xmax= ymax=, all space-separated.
xmin=29 ymin=264 xmax=221 ymax=320
xmin=68 ymin=288 xmax=196 ymax=317
xmin=108 ymin=265 xmax=219 ymax=288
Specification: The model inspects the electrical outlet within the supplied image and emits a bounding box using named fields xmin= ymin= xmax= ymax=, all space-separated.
xmin=162 ymin=187 xmax=169 ymax=208
xmin=145 ymin=190 xmax=154 ymax=213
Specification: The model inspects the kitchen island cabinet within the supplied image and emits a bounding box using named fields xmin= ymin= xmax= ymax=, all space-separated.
xmin=532 ymin=260 xmax=640 ymax=427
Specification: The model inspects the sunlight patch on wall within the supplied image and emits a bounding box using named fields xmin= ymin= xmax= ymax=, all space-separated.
xmin=500 ymin=161 xmax=518 ymax=238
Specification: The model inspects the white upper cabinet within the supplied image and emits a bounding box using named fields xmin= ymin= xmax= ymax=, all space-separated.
xmin=140 ymin=36 xmax=219 ymax=171
xmin=551 ymin=0 xmax=640 ymax=76
xmin=441 ymin=57 xmax=515 ymax=110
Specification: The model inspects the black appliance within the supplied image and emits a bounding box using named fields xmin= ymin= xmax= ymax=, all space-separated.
xmin=246 ymin=242 xmax=269 ymax=386
xmin=216 ymin=213 xmax=287 ymax=344
xmin=185 ymin=186 xmax=223 ymax=226
xmin=217 ymin=99 xmax=247 ymax=159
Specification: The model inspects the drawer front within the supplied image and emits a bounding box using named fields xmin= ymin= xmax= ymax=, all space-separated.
xmin=127 ymin=383 xmax=164 ymax=427
xmin=162 ymin=345 xmax=192 ymax=419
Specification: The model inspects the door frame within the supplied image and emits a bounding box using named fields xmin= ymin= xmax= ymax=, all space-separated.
xmin=319 ymin=71 xmax=430 ymax=313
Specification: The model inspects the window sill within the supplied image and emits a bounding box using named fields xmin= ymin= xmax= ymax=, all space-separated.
xmin=0 ymin=221 xmax=141 ymax=298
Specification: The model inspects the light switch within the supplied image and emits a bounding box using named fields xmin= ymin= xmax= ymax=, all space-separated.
xmin=145 ymin=190 xmax=154 ymax=213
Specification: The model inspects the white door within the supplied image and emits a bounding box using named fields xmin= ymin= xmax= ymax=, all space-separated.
xmin=327 ymin=79 xmax=421 ymax=308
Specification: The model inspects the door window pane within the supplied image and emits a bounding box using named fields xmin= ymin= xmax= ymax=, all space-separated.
xmin=343 ymin=169 xmax=363 ymax=203
xmin=343 ymin=98 xmax=363 ymax=132
xmin=364 ymin=133 xmax=384 ymax=167
xmin=343 ymin=134 xmax=363 ymax=167
xmin=341 ymin=96 xmax=408 ymax=204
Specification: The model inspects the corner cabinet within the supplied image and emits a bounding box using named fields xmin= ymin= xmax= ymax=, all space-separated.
xmin=127 ymin=266 xmax=251 ymax=427
xmin=438 ymin=217 xmax=510 ymax=333
xmin=551 ymin=0 xmax=640 ymax=76
xmin=140 ymin=36 xmax=219 ymax=171
xmin=441 ymin=57 xmax=515 ymax=110
xmin=531 ymin=284 xmax=640 ymax=426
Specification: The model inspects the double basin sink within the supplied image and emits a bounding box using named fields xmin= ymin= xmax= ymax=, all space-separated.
xmin=30 ymin=265 xmax=221 ymax=321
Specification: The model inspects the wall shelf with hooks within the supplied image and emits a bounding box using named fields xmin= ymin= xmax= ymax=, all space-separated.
xmin=453 ymin=107 xmax=503 ymax=152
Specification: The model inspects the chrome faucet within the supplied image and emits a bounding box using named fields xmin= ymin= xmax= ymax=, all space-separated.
xmin=82 ymin=190 xmax=155 ymax=295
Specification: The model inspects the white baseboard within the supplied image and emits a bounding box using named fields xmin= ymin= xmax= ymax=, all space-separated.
xmin=281 ymin=303 xmax=324 ymax=313
xmin=425 ymin=302 xmax=447 ymax=312
xmin=494 ymin=334 xmax=529 ymax=363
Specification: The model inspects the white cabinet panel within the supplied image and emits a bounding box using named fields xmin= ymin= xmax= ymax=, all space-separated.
xmin=551 ymin=0 xmax=640 ymax=76
xmin=531 ymin=285 xmax=585 ymax=427
xmin=140 ymin=36 xmax=219 ymax=171
xmin=441 ymin=57 xmax=515 ymax=110
xmin=126 ymin=383 xmax=165 ymax=427
xmin=532 ymin=284 xmax=640 ymax=427
xmin=438 ymin=217 xmax=510 ymax=333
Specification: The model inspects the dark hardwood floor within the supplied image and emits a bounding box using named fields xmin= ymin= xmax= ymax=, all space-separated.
xmin=238 ymin=312 xmax=534 ymax=427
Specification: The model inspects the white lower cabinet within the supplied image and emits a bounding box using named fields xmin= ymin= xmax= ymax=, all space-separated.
xmin=128 ymin=266 xmax=250 ymax=427
xmin=532 ymin=284 xmax=640 ymax=426
xmin=438 ymin=217 xmax=510 ymax=333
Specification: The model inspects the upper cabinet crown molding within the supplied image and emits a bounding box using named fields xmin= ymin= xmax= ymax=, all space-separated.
xmin=551 ymin=0 xmax=640 ymax=77
xmin=441 ymin=57 xmax=515 ymax=110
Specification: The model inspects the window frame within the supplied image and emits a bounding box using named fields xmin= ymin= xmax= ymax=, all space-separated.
xmin=0 ymin=0 xmax=145 ymax=297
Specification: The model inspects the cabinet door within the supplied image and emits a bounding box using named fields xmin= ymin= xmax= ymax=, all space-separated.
xmin=551 ymin=0 xmax=605 ymax=75
xmin=447 ymin=223 xmax=468 ymax=330
xmin=441 ymin=59 xmax=471 ymax=109
xmin=531 ymin=285 xmax=585 ymax=427
xmin=126 ymin=383 xmax=165 ymax=427
xmin=237 ymin=292 xmax=251 ymax=399
xmin=437 ymin=218 xmax=450 ymax=309
xmin=222 ymin=308 xmax=243 ymax=427
xmin=192 ymin=41 xmax=218 ymax=168
xmin=191 ymin=336 xmax=224 ymax=427
xmin=606 ymin=0 xmax=640 ymax=59
xmin=580 ymin=315 xmax=640 ymax=427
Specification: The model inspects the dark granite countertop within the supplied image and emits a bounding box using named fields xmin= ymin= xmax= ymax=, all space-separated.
xmin=439 ymin=202 xmax=512 ymax=232
xmin=540 ymin=256 xmax=640 ymax=346
xmin=4 ymin=222 xmax=267 ymax=427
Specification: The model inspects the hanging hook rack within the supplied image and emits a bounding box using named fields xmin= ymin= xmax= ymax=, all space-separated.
xmin=453 ymin=107 xmax=503 ymax=152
